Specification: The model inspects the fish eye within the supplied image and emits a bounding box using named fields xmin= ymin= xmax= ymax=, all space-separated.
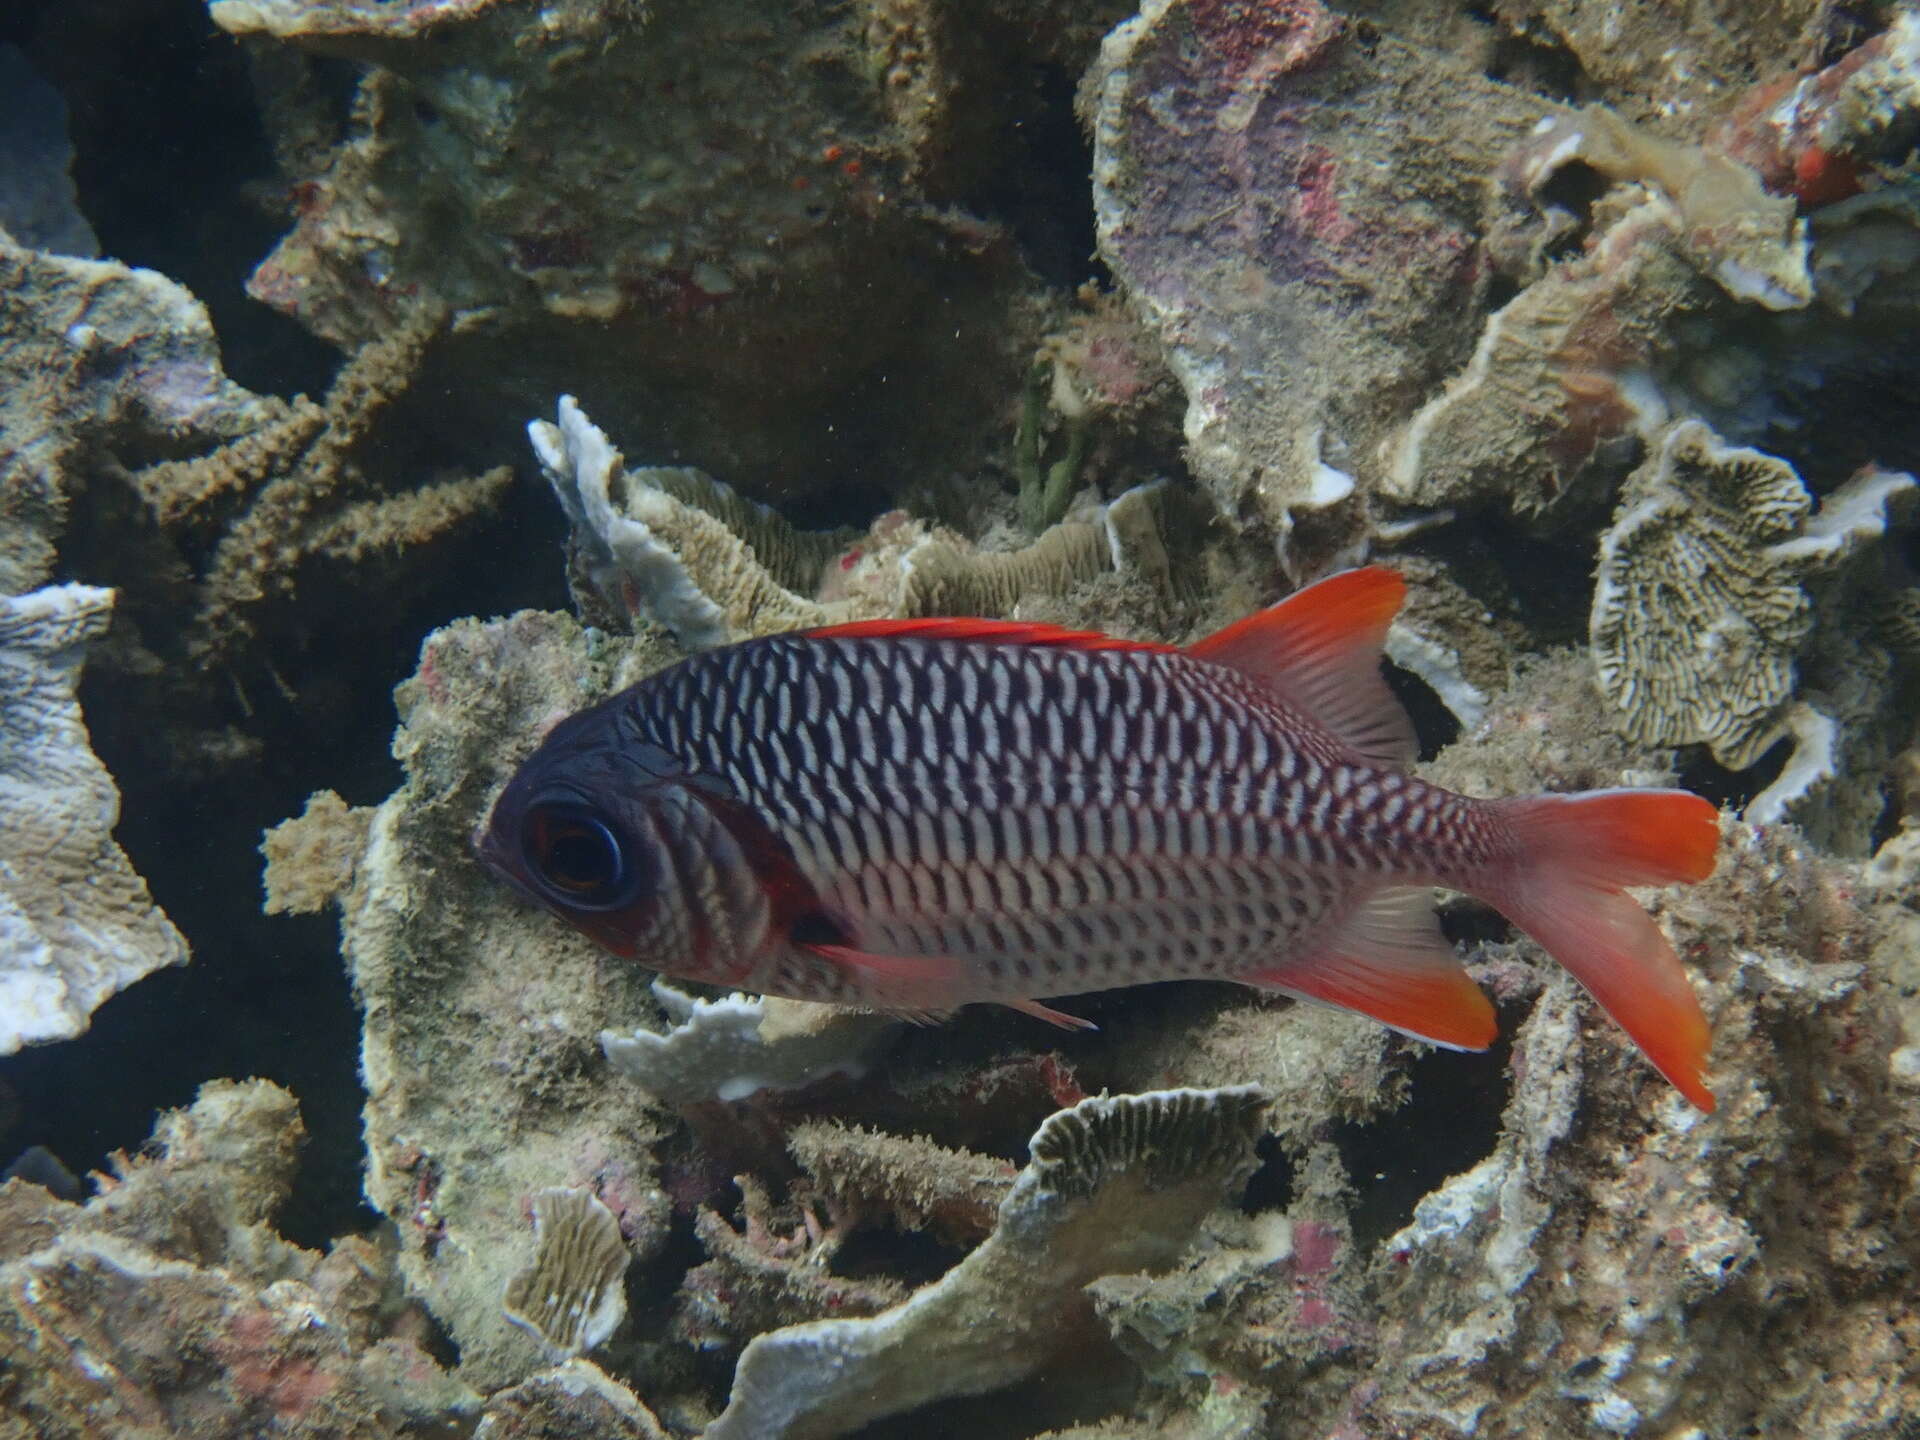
xmin=522 ymin=803 xmax=645 ymax=911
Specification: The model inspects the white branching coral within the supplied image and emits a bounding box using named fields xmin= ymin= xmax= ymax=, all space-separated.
xmin=1590 ymin=420 xmax=1914 ymax=769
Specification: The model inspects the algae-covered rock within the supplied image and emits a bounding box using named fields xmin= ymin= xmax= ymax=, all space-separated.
xmin=1089 ymin=0 xmax=1544 ymax=549
xmin=219 ymin=0 xmax=1060 ymax=504
xmin=331 ymin=609 xmax=680 ymax=1390
xmin=0 ymin=1080 xmax=483 ymax=1438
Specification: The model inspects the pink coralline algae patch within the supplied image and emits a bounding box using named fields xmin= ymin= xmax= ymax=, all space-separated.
xmin=211 ymin=1305 xmax=344 ymax=1423
xmin=1187 ymin=0 xmax=1344 ymax=80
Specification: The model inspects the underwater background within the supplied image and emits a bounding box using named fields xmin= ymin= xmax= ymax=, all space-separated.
xmin=1 ymin=0 xmax=1917 ymax=1435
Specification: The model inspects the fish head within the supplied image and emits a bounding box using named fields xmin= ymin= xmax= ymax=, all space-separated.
xmin=476 ymin=695 xmax=811 ymax=983
xmin=474 ymin=698 xmax=692 ymax=964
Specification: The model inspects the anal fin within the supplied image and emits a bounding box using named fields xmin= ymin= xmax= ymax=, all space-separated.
xmin=1240 ymin=885 xmax=1496 ymax=1050
xmin=802 ymin=941 xmax=968 ymax=1015
xmin=1003 ymin=996 xmax=1099 ymax=1032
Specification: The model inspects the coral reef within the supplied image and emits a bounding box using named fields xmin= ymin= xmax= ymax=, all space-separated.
xmin=472 ymin=1360 xmax=669 ymax=1440
xmin=213 ymin=0 xmax=1077 ymax=503
xmin=260 ymin=788 xmax=373 ymax=916
xmin=706 ymin=1086 xmax=1269 ymax=1440
xmin=132 ymin=305 xmax=509 ymax=668
xmin=325 ymin=608 xmax=681 ymax=1389
xmin=0 ymin=584 xmax=187 ymax=1054
xmin=1089 ymin=0 xmax=1547 ymax=549
xmin=0 ymin=234 xmax=264 ymax=596
xmin=0 ymin=1080 xmax=485 ymax=1438
xmin=1590 ymin=420 xmax=1913 ymax=768
xmin=1589 ymin=421 xmax=1914 ymax=851
xmin=19 ymin=0 xmax=1906 ymax=1435
xmin=532 ymin=396 xmax=1174 ymax=648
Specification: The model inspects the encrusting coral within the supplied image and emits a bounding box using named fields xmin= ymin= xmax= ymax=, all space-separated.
xmin=0 ymin=584 xmax=187 ymax=1054
xmin=501 ymin=1187 xmax=631 ymax=1360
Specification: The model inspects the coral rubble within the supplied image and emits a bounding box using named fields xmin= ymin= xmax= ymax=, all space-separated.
xmin=706 ymin=1087 xmax=1269 ymax=1439
xmin=0 ymin=584 xmax=187 ymax=1054
xmin=0 ymin=1080 xmax=484 ymax=1438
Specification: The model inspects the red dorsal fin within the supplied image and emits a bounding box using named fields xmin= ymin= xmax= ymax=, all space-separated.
xmin=1187 ymin=566 xmax=1416 ymax=768
xmin=806 ymin=616 xmax=1172 ymax=653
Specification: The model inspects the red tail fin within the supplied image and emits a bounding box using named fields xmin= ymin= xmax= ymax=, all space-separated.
xmin=1486 ymin=789 xmax=1720 ymax=1111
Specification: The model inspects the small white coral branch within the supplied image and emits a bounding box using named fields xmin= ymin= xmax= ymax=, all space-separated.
xmin=529 ymin=395 xmax=729 ymax=650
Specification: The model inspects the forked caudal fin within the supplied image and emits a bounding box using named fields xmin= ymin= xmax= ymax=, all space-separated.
xmin=1486 ymin=788 xmax=1720 ymax=1110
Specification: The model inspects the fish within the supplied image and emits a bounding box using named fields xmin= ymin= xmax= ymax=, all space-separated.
xmin=476 ymin=567 xmax=1721 ymax=1109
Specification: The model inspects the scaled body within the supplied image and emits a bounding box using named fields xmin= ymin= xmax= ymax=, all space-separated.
xmin=478 ymin=570 xmax=1721 ymax=1107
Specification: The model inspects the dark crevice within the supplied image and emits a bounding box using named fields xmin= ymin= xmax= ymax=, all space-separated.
xmin=1332 ymin=1034 xmax=1512 ymax=1254
xmin=832 ymin=1225 xmax=968 ymax=1290
xmin=18 ymin=0 xmax=339 ymax=397
xmin=1237 ymin=1131 xmax=1299 ymax=1215
xmin=1676 ymin=738 xmax=1791 ymax=816
xmin=1386 ymin=661 xmax=1462 ymax=762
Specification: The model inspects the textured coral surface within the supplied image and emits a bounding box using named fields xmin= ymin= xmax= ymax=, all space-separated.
xmin=5 ymin=0 xmax=1920 ymax=1436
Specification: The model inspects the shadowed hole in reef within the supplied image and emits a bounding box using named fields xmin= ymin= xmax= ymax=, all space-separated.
xmin=1237 ymin=1131 xmax=1298 ymax=1215
xmin=831 ymin=1225 xmax=969 ymax=1291
xmin=1332 ymin=1033 xmax=1513 ymax=1254
xmin=1386 ymin=661 xmax=1462 ymax=763
xmin=10 ymin=0 xmax=342 ymax=396
xmin=1678 ymin=739 xmax=1788 ymax=816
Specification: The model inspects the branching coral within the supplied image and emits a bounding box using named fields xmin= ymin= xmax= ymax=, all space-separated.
xmin=786 ymin=1120 xmax=1014 ymax=1247
xmin=133 ymin=306 xmax=510 ymax=667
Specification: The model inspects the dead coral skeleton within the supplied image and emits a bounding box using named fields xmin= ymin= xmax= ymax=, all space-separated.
xmin=132 ymin=306 xmax=510 ymax=669
xmin=0 ymin=583 xmax=188 ymax=1054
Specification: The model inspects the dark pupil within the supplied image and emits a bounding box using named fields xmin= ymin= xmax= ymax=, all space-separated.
xmin=539 ymin=819 xmax=623 ymax=898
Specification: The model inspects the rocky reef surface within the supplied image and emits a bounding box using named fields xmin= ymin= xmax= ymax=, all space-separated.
xmin=3 ymin=0 xmax=1919 ymax=1436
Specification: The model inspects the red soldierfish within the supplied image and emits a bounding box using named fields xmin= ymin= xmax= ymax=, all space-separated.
xmin=476 ymin=568 xmax=1721 ymax=1109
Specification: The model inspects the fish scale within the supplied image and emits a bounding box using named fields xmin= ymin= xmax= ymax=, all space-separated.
xmin=478 ymin=568 xmax=1725 ymax=1109
xmin=637 ymin=635 xmax=1420 ymax=1004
